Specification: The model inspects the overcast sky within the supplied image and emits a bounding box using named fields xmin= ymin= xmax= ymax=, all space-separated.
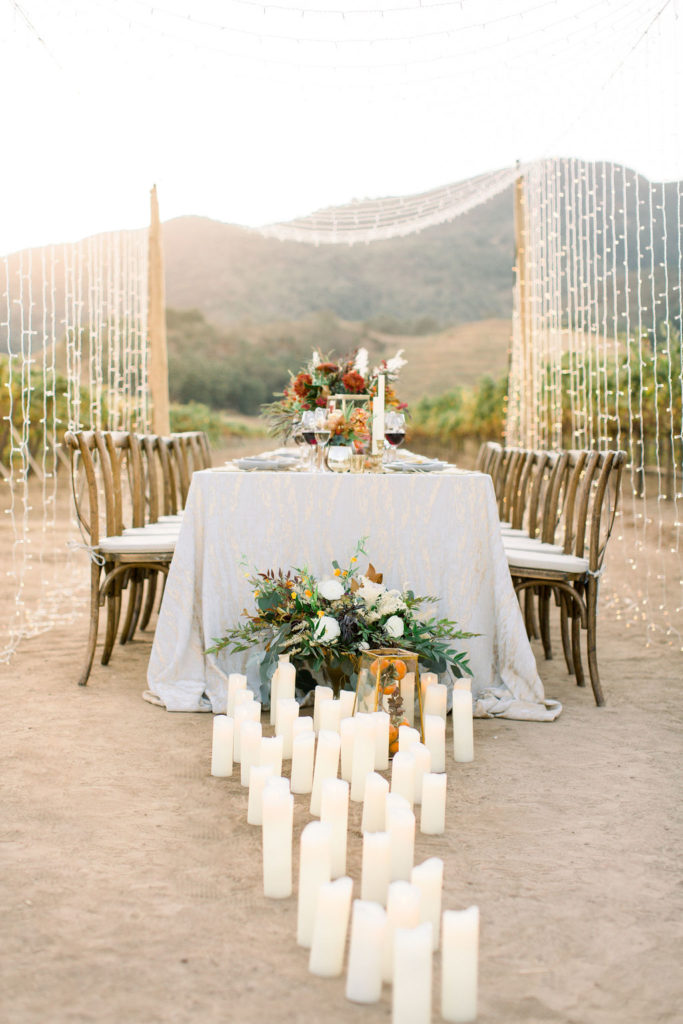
xmin=0 ymin=0 xmax=680 ymax=254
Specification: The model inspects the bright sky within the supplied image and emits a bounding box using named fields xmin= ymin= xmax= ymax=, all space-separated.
xmin=0 ymin=0 xmax=680 ymax=254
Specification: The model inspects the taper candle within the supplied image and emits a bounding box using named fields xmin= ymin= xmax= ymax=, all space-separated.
xmin=275 ymin=697 xmax=299 ymax=759
xmin=411 ymin=857 xmax=443 ymax=950
xmin=313 ymin=685 xmax=333 ymax=732
xmin=239 ymin=719 xmax=262 ymax=786
xmin=226 ymin=673 xmax=247 ymax=716
xmin=399 ymin=671 xmax=416 ymax=726
xmin=452 ymin=690 xmax=474 ymax=762
xmin=424 ymin=682 xmax=447 ymax=721
xmin=260 ymin=734 xmax=283 ymax=777
xmin=321 ymin=777 xmax=349 ymax=878
xmin=386 ymin=803 xmax=415 ymax=882
xmin=319 ymin=699 xmax=342 ymax=735
xmin=290 ymin=731 xmax=315 ymax=794
xmin=412 ymin=743 xmax=431 ymax=806
xmin=441 ymin=906 xmax=479 ymax=1022
xmin=361 ymin=771 xmax=389 ymax=833
xmin=297 ymin=820 xmax=333 ymax=947
xmin=340 ymin=716 xmax=356 ymax=783
xmin=262 ymin=780 xmax=293 ymax=899
xmin=310 ymin=730 xmax=340 ymax=816
xmin=398 ymin=724 xmax=420 ymax=753
xmin=420 ymin=773 xmax=447 ymax=835
xmin=345 ymin=900 xmax=386 ymax=1004
xmin=210 ymin=715 xmax=234 ymax=777
xmin=391 ymin=750 xmax=416 ymax=807
xmin=247 ymin=763 xmax=274 ymax=825
xmin=338 ymin=689 xmax=356 ymax=719
xmin=392 ymin=923 xmax=433 ymax=1024
xmin=382 ymin=880 xmax=420 ymax=983
xmin=351 ymin=714 xmax=376 ymax=803
xmin=423 ymin=714 xmax=446 ymax=773
xmin=372 ymin=710 xmax=390 ymax=771
xmin=361 ymin=830 xmax=391 ymax=905
xmin=309 ymin=876 xmax=353 ymax=978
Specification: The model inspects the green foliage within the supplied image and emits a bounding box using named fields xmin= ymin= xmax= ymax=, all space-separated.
xmin=0 ymin=356 xmax=77 ymax=469
xmin=410 ymin=375 xmax=507 ymax=448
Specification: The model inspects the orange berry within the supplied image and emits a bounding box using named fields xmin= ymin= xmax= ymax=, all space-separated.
xmin=389 ymin=725 xmax=399 ymax=743
xmin=390 ymin=659 xmax=407 ymax=680
xmin=369 ymin=658 xmax=390 ymax=677
xmin=389 ymin=740 xmax=399 ymax=755
xmin=383 ymin=683 xmax=398 ymax=696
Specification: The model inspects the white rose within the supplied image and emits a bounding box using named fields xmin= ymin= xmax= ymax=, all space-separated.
xmin=384 ymin=615 xmax=404 ymax=638
xmin=378 ymin=590 xmax=407 ymax=616
xmin=314 ymin=615 xmax=341 ymax=644
xmin=318 ymin=578 xmax=345 ymax=601
xmin=357 ymin=577 xmax=385 ymax=605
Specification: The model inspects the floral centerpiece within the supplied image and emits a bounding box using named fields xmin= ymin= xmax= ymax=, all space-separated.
xmin=206 ymin=540 xmax=474 ymax=695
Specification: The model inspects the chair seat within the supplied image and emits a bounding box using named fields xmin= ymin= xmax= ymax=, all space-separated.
xmin=499 ymin=526 xmax=531 ymax=536
xmin=502 ymin=537 xmax=564 ymax=554
xmin=507 ymin=549 xmax=589 ymax=575
xmin=99 ymin=534 xmax=176 ymax=555
xmin=122 ymin=524 xmax=181 ymax=536
xmin=158 ymin=514 xmax=183 ymax=523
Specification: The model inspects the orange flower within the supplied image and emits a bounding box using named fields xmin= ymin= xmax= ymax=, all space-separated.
xmin=334 ymin=568 xmax=341 ymax=576
xmin=305 ymin=589 xmax=312 ymax=598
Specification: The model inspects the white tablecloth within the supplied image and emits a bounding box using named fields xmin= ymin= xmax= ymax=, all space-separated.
xmin=147 ymin=468 xmax=561 ymax=721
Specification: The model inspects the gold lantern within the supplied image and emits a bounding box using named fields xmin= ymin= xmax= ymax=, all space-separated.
xmin=355 ymin=648 xmax=423 ymax=754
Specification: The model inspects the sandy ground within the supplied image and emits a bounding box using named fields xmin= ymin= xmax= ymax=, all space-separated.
xmin=2 ymin=450 xmax=683 ymax=1024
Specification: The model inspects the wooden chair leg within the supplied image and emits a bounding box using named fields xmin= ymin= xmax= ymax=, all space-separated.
xmin=559 ymin=591 xmax=575 ymax=675
xmin=139 ymin=571 xmax=158 ymax=631
xmin=78 ymin=562 xmax=102 ymax=686
xmin=124 ymin=572 xmax=145 ymax=643
xmin=101 ymin=593 xmax=118 ymax=665
xmin=539 ymin=587 xmax=552 ymax=660
xmin=119 ymin=575 xmax=139 ymax=645
xmin=525 ymin=587 xmax=540 ymax=640
xmin=571 ymin=601 xmax=586 ymax=687
xmin=586 ymin=579 xmax=605 ymax=706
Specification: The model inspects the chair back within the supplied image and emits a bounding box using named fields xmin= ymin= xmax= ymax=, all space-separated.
xmin=64 ymin=430 xmax=146 ymax=545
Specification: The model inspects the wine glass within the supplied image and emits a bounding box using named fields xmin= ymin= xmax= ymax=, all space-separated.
xmin=384 ymin=411 xmax=406 ymax=463
xmin=313 ymin=408 xmax=331 ymax=472
xmin=301 ymin=411 xmax=319 ymax=471
xmin=291 ymin=420 xmax=307 ymax=467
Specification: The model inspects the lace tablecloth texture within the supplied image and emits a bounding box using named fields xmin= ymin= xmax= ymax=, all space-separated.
xmin=147 ymin=469 xmax=561 ymax=721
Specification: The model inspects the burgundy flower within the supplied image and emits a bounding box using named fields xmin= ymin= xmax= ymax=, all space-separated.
xmin=315 ymin=362 xmax=339 ymax=374
xmin=342 ymin=370 xmax=366 ymax=394
xmin=315 ymin=396 xmax=328 ymax=407
xmin=292 ymin=373 xmax=313 ymax=398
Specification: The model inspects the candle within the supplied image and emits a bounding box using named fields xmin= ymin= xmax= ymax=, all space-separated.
xmin=386 ymin=792 xmax=411 ymax=815
xmin=297 ymin=821 xmax=333 ymax=947
xmin=233 ymin=687 xmax=253 ymax=712
xmin=361 ymin=830 xmax=391 ymax=904
xmin=392 ymin=923 xmax=433 ymax=1024
xmin=233 ymin=700 xmax=260 ymax=763
xmin=412 ymin=743 xmax=431 ymax=806
xmin=386 ymin=803 xmax=415 ymax=882
xmin=309 ymin=876 xmax=353 ymax=978
xmin=320 ymin=778 xmax=349 ymax=878
xmin=290 ymin=731 xmax=315 ymax=794
xmin=239 ymin=719 xmax=262 ymax=787
xmin=345 ymin=900 xmax=386 ymax=1004
xmin=269 ymin=662 xmax=280 ymax=726
xmin=210 ymin=715 xmax=234 ymax=777
xmin=247 ymin=764 xmax=274 ymax=825
xmin=391 ymin=750 xmax=416 ymax=807
xmin=382 ymin=880 xmax=420 ymax=983
xmin=398 ymin=725 xmax=420 ymax=753
xmin=423 ymin=714 xmax=446 ymax=773
xmin=399 ymin=671 xmax=416 ymax=726
xmin=260 ymin=734 xmax=284 ymax=777
xmin=452 ymin=690 xmax=474 ymax=763
xmin=338 ymin=689 xmax=356 ymax=719
xmin=411 ymin=857 xmax=444 ymax=950
xmin=319 ymin=699 xmax=342 ymax=735
xmin=310 ymin=730 xmax=340 ymax=817
xmin=340 ymin=716 xmax=356 ymax=783
xmin=313 ymin=685 xmax=333 ymax=732
xmin=351 ymin=713 xmax=376 ymax=803
xmin=372 ymin=710 xmax=390 ymax=771
xmin=292 ymin=715 xmax=313 ymax=739
xmin=275 ymin=697 xmax=299 ymax=759
xmin=453 ymin=678 xmax=472 ymax=691
xmin=371 ymin=372 xmax=386 ymax=455
xmin=420 ymin=773 xmax=447 ymax=835
xmin=424 ymin=682 xmax=447 ymax=721
xmin=275 ymin=663 xmax=296 ymax=731
xmin=420 ymin=671 xmax=438 ymax=708
xmin=262 ymin=780 xmax=294 ymax=899
xmin=361 ymin=771 xmax=389 ymax=833
xmin=226 ymin=673 xmax=247 ymax=716
xmin=441 ymin=907 xmax=479 ymax=1022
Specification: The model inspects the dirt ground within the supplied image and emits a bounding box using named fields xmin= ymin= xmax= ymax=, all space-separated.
xmin=2 ymin=451 xmax=682 ymax=1024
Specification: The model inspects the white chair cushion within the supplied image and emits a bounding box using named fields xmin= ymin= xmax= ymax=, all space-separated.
xmin=502 ymin=536 xmax=564 ymax=554
xmin=506 ymin=549 xmax=589 ymax=575
xmin=98 ymin=534 xmax=176 ymax=555
xmin=158 ymin=514 xmax=183 ymax=522
xmin=500 ymin=527 xmax=530 ymax=536
xmin=123 ymin=524 xmax=181 ymax=536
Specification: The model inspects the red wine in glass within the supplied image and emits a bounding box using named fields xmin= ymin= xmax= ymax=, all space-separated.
xmin=302 ymin=431 xmax=318 ymax=446
xmin=385 ymin=431 xmax=405 ymax=447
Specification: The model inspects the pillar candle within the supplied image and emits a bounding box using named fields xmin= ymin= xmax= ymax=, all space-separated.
xmin=297 ymin=821 xmax=332 ymax=948
xmin=260 ymin=734 xmax=283 ymax=778
xmin=233 ymin=699 xmax=260 ymax=763
xmin=372 ymin=710 xmax=390 ymax=771
xmin=233 ymin=687 xmax=253 ymax=711
xmin=310 ymin=730 xmax=340 ymax=816
xmin=391 ymin=750 xmax=415 ymax=808
xmin=386 ymin=792 xmax=411 ymax=815
xmin=340 ymin=716 xmax=356 ymax=783
xmin=420 ymin=773 xmax=447 ymax=836
xmin=292 ymin=715 xmax=313 ymax=739
xmin=309 ymin=876 xmax=354 ymax=978
xmin=320 ymin=778 xmax=349 ymax=878
xmin=423 ymin=714 xmax=446 ymax=774
xmin=420 ymin=671 xmax=438 ymax=708
xmin=453 ymin=678 xmax=472 ymax=691
xmin=361 ymin=830 xmax=391 ymax=905
xmin=412 ymin=743 xmax=431 ymax=806
xmin=290 ymin=731 xmax=315 ymax=794
xmin=382 ymin=880 xmax=421 ymax=983
xmin=392 ymin=923 xmax=433 ymax=1024
xmin=361 ymin=771 xmax=389 ymax=834
xmin=275 ymin=663 xmax=296 ymax=731
xmin=210 ymin=715 xmax=234 ymax=777
xmin=239 ymin=719 xmax=262 ymax=787
xmin=411 ymin=857 xmax=444 ymax=950
xmin=424 ymin=683 xmax=448 ymax=721
xmin=275 ymin=697 xmax=299 ymax=759
xmin=441 ymin=907 xmax=479 ymax=1023
xmin=269 ymin=664 xmax=280 ymax=726
xmin=386 ymin=803 xmax=415 ymax=882
xmin=345 ymin=900 xmax=386 ymax=1004
xmin=398 ymin=724 xmax=420 ymax=753
xmin=339 ymin=689 xmax=356 ymax=719
xmin=313 ymin=685 xmax=333 ymax=732
xmin=351 ymin=714 xmax=376 ymax=803
xmin=399 ymin=671 xmax=416 ymax=726
xmin=452 ymin=690 xmax=474 ymax=763
xmin=247 ymin=763 xmax=274 ymax=825
xmin=319 ymin=699 xmax=342 ymax=735
xmin=262 ymin=780 xmax=294 ymax=899
xmin=226 ymin=673 xmax=247 ymax=716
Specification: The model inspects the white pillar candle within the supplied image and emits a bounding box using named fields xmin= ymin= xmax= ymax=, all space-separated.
xmin=371 ymin=372 xmax=386 ymax=455
xmin=386 ymin=792 xmax=411 ymax=815
xmin=313 ymin=684 xmax=333 ymax=732
xmin=269 ymin=664 xmax=280 ymax=726
xmin=339 ymin=689 xmax=356 ymax=719
xmin=361 ymin=771 xmax=389 ymax=834
xmin=210 ymin=715 xmax=234 ymax=777
xmin=423 ymin=714 xmax=446 ymax=774
xmin=452 ymin=690 xmax=474 ymax=763
xmin=412 ymin=743 xmax=431 ymax=806
xmin=275 ymin=663 xmax=296 ymax=731
xmin=233 ymin=699 xmax=260 ymax=763
xmin=309 ymin=876 xmax=354 ymax=978
xmin=340 ymin=716 xmax=357 ymax=783
xmin=411 ymin=857 xmax=444 ymax=950
xmin=441 ymin=907 xmax=479 ymax=1023
xmin=233 ymin=687 xmax=253 ymax=711
xmin=239 ymin=719 xmax=263 ymax=787
xmin=453 ymin=677 xmax=472 ymax=691
xmin=392 ymin=923 xmax=433 ymax=1024
xmin=420 ymin=773 xmax=447 ymax=836
xmin=398 ymin=724 xmax=420 ymax=753
xmin=399 ymin=671 xmax=416 ymax=727
xmin=351 ymin=714 xmax=376 ymax=803
xmin=361 ymin=830 xmax=391 ymax=905
xmin=275 ymin=697 xmax=299 ymax=759
xmin=424 ymin=682 xmax=448 ymax=721
xmin=420 ymin=671 xmax=438 ymax=708
xmin=382 ymin=880 xmax=421 ymax=983
xmin=372 ymin=710 xmax=390 ymax=771
xmin=297 ymin=821 xmax=332 ymax=948
xmin=290 ymin=731 xmax=315 ymax=794
xmin=386 ymin=803 xmax=415 ymax=882
xmin=310 ymin=730 xmax=341 ymax=816
xmin=226 ymin=673 xmax=247 ymax=716
xmin=319 ymin=699 xmax=342 ymax=735
xmin=292 ymin=715 xmax=313 ymax=739
xmin=320 ymin=778 xmax=349 ymax=879
xmin=345 ymin=900 xmax=386 ymax=1004
xmin=262 ymin=780 xmax=294 ymax=899
xmin=260 ymin=734 xmax=283 ymax=778
xmin=247 ymin=763 xmax=274 ymax=825
xmin=391 ymin=750 xmax=415 ymax=808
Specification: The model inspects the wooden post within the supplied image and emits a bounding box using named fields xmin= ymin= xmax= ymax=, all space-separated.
xmin=148 ymin=185 xmax=170 ymax=436
xmin=514 ymin=174 xmax=533 ymax=448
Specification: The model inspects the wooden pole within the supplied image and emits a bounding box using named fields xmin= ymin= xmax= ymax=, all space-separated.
xmin=514 ymin=174 xmax=533 ymax=448
xmin=148 ymin=184 xmax=170 ymax=436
